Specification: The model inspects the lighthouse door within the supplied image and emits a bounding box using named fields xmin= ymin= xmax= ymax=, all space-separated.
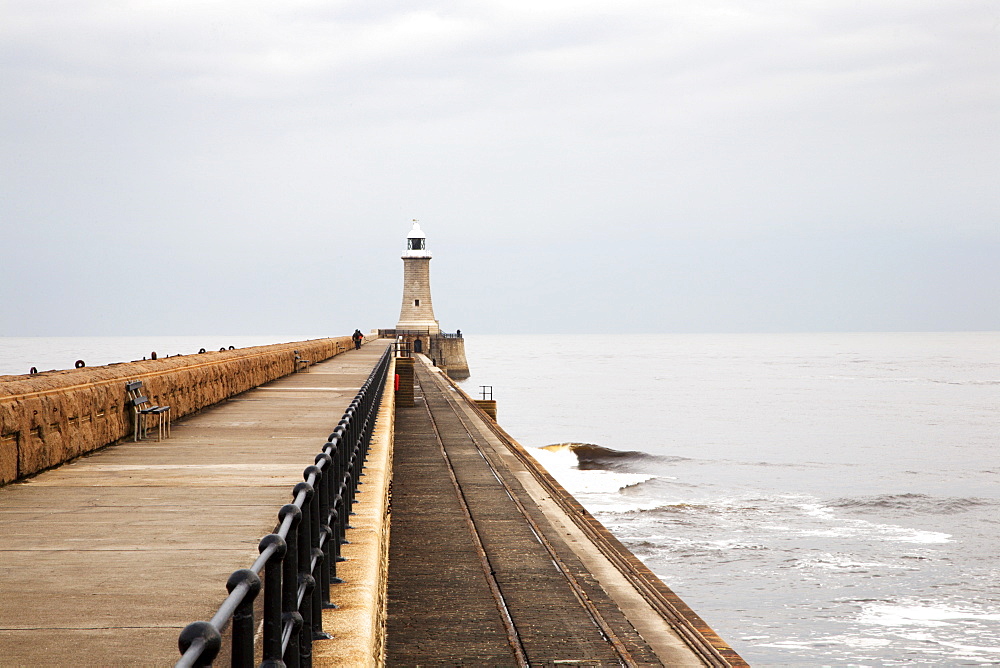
xmin=414 ymin=339 xmax=423 ymax=353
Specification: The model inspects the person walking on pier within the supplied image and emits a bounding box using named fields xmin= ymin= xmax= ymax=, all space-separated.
xmin=352 ymin=329 xmax=363 ymax=350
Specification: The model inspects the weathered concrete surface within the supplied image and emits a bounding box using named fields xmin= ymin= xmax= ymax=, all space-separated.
xmin=387 ymin=366 xmax=518 ymax=665
xmin=386 ymin=357 xmax=746 ymax=667
xmin=313 ymin=354 xmax=395 ymax=667
xmin=0 ymin=337 xmax=353 ymax=484
xmin=0 ymin=342 xmax=390 ymax=666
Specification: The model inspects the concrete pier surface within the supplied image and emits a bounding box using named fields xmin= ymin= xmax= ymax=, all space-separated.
xmin=0 ymin=343 xmax=389 ymax=666
xmin=386 ymin=357 xmax=747 ymax=667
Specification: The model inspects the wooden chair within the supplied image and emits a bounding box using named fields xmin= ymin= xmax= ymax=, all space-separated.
xmin=125 ymin=380 xmax=171 ymax=441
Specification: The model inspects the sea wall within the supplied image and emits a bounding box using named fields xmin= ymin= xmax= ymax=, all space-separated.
xmin=0 ymin=337 xmax=353 ymax=485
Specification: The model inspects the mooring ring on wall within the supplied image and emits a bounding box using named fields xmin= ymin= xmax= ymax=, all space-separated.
xmin=199 ymin=348 xmax=206 ymax=354
xmin=75 ymin=360 xmax=86 ymax=368
xmin=220 ymin=347 xmax=226 ymax=352
xmin=228 ymin=346 xmax=235 ymax=350
xmin=29 ymin=367 xmax=38 ymax=375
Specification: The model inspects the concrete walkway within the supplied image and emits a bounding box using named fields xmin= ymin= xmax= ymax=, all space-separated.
xmin=387 ymin=359 xmax=728 ymax=667
xmin=0 ymin=343 xmax=389 ymax=666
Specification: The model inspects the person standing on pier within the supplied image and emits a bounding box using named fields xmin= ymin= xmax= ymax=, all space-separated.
xmin=352 ymin=329 xmax=363 ymax=350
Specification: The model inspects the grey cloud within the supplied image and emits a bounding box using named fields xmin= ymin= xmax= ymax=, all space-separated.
xmin=1 ymin=0 xmax=997 ymax=335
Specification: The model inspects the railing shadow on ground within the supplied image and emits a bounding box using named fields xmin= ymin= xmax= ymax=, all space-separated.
xmin=175 ymin=346 xmax=393 ymax=668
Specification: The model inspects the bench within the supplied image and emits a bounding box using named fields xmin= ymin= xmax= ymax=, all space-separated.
xmin=294 ymin=350 xmax=312 ymax=372
xmin=125 ymin=380 xmax=171 ymax=441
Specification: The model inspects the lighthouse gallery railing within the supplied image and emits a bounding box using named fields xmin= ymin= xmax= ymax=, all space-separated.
xmin=175 ymin=345 xmax=392 ymax=667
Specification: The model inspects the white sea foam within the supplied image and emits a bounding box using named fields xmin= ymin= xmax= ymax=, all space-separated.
xmin=754 ymin=639 xmax=843 ymax=650
xmin=858 ymin=603 xmax=1000 ymax=627
xmin=934 ymin=640 xmax=1000 ymax=659
xmin=796 ymin=524 xmax=952 ymax=543
xmin=524 ymin=446 xmax=660 ymax=513
xmin=795 ymin=501 xmax=954 ymax=544
xmin=526 ymin=446 xmax=656 ymax=493
xmin=789 ymin=553 xmax=901 ymax=572
xmin=625 ymin=492 xmax=954 ymax=546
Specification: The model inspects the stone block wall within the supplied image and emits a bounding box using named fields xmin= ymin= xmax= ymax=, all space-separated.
xmin=0 ymin=337 xmax=352 ymax=485
xmin=396 ymin=258 xmax=439 ymax=332
xmin=430 ymin=336 xmax=469 ymax=379
xmin=394 ymin=357 xmax=415 ymax=407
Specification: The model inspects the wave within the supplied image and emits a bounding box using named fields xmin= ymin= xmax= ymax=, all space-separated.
xmin=539 ymin=442 xmax=687 ymax=471
xmin=634 ymin=502 xmax=716 ymax=514
xmin=538 ymin=442 xmax=840 ymax=473
xmin=930 ymin=379 xmax=1000 ymax=386
xmin=620 ymin=500 xmax=769 ymax=519
xmin=828 ymin=493 xmax=997 ymax=516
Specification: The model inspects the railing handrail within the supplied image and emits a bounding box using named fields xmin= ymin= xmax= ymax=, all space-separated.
xmin=175 ymin=345 xmax=393 ymax=667
xmin=377 ymin=328 xmax=462 ymax=339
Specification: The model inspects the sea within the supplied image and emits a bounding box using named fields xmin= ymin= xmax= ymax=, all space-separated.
xmin=0 ymin=335 xmax=331 ymax=377
xmin=453 ymin=333 xmax=1000 ymax=667
xmin=2 ymin=332 xmax=998 ymax=666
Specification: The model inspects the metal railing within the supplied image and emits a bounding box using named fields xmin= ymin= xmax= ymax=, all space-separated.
xmin=377 ymin=328 xmax=430 ymax=338
xmin=175 ymin=345 xmax=393 ymax=667
xmin=377 ymin=328 xmax=462 ymax=339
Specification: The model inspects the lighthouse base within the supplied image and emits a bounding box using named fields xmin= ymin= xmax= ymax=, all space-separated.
xmin=432 ymin=336 xmax=470 ymax=380
xmin=378 ymin=330 xmax=470 ymax=380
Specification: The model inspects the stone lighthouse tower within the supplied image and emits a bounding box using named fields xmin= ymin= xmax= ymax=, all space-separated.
xmin=396 ymin=222 xmax=440 ymax=334
xmin=392 ymin=222 xmax=469 ymax=379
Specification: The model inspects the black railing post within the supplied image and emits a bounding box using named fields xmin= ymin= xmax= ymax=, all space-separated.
xmin=332 ymin=424 xmax=351 ymax=546
xmin=311 ymin=544 xmax=328 ymax=639
xmin=334 ymin=422 xmax=348 ymax=507
xmin=345 ymin=403 xmax=360 ymax=512
xmin=344 ymin=406 xmax=356 ymax=478
xmin=297 ymin=573 xmax=316 ymax=666
xmin=227 ymin=569 xmax=262 ymax=668
xmin=294 ymin=481 xmax=315 ymax=666
xmin=314 ymin=452 xmax=337 ymax=603
xmin=282 ymin=612 xmax=302 ymax=668
xmin=279 ymin=503 xmax=302 ymax=668
xmin=342 ymin=418 xmax=356 ymax=522
xmin=331 ymin=500 xmax=345 ymax=560
xmin=324 ymin=438 xmax=346 ymax=564
xmin=259 ymin=534 xmax=287 ymax=667
xmin=304 ymin=465 xmax=332 ymax=640
xmin=361 ymin=403 xmax=373 ymax=459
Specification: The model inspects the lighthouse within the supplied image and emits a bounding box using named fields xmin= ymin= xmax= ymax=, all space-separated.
xmin=392 ymin=222 xmax=469 ymax=379
xmin=396 ymin=222 xmax=440 ymax=334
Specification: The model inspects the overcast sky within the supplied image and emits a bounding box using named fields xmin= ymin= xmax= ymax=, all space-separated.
xmin=2 ymin=0 xmax=997 ymax=336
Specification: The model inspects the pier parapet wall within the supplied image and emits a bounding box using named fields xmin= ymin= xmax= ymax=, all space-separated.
xmin=0 ymin=337 xmax=352 ymax=485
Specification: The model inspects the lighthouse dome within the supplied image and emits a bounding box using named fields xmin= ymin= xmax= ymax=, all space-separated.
xmin=407 ymin=222 xmax=426 ymax=239
xmin=403 ymin=221 xmax=432 ymax=258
